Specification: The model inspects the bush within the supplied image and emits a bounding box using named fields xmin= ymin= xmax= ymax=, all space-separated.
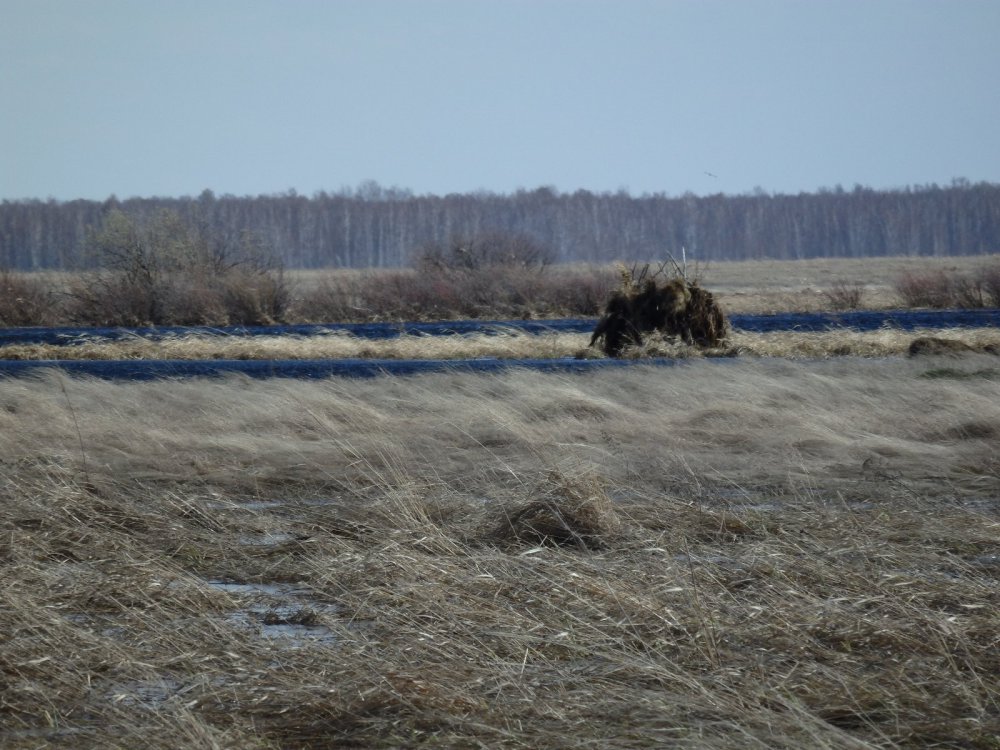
xmin=0 ymin=269 xmax=59 ymax=326
xmin=894 ymin=262 xmax=1000 ymax=310
xmin=291 ymin=264 xmax=619 ymax=323
xmin=410 ymin=232 xmax=556 ymax=318
xmin=822 ymin=280 xmax=865 ymax=310
xmin=894 ymin=270 xmax=954 ymax=308
xmin=68 ymin=210 xmax=289 ymax=326
xmin=951 ymin=274 xmax=986 ymax=309
xmin=976 ymin=262 xmax=1000 ymax=307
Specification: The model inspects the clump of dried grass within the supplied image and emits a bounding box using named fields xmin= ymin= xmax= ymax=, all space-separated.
xmin=590 ymin=263 xmax=728 ymax=357
xmin=908 ymin=335 xmax=980 ymax=357
xmin=487 ymin=471 xmax=622 ymax=549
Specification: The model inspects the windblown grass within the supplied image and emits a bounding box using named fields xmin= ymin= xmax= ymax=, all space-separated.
xmin=3 ymin=326 xmax=999 ymax=362
xmin=2 ymin=358 xmax=999 ymax=747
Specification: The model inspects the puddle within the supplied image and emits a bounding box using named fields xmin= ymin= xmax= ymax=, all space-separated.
xmin=63 ymin=612 xmax=127 ymax=639
xmin=108 ymin=677 xmax=188 ymax=709
xmin=205 ymin=497 xmax=337 ymax=511
xmin=962 ymin=497 xmax=1000 ymax=514
xmin=206 ymin=580 xmax=312 ymax=597
xmin=205 ymin=579 xmax=339 ymax=644
xmin=238 ymin=531 xmax=301 ymax=547
xmin=223 ymin=608 xmax=335 ymax=642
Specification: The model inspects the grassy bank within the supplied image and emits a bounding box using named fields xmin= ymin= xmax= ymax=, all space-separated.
xmin=3 ymin=326 xmax=999 ymax=362
xmin=2 ymin=358 xmax=998 ymax=747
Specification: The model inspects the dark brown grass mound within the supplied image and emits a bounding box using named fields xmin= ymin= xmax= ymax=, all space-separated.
xmin=487 ymin=472 xmax=622 ymax=550
xmin=686 ymin=284 xmax=728 ymax=347
xmin=590 ymin=265 xmax=728 ymax=357
xmin=909 ymin=336 xmax=977 ymax=356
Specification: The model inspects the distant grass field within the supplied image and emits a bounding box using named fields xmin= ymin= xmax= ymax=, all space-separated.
xmin=2 ymin=357 xmax=999 ymax=748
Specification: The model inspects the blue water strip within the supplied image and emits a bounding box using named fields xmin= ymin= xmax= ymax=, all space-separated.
xmin=1 ymin=308 xmax=997 ymax=347
xmin=0 ymin=356 xmax=707 ymax=381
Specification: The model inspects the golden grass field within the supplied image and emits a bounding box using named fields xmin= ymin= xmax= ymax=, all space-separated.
xmin=2 ymin=255 xmax=999 ymax=747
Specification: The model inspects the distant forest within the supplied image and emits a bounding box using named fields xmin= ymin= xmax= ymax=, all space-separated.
xmin=2 ymin=180 xmax=999 ymax=270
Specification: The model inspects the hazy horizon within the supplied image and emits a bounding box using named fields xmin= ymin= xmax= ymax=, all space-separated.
xmin=3 ymin=0 xmax=999 ymax=202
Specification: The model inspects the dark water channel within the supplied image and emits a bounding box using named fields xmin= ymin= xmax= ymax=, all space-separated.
xmin=2 ymin=308 xmax=999 ymax=347
xmin=0 ymin=309 xmax=996 ymax=380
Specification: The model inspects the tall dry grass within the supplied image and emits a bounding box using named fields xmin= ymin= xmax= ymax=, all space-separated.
xmin=2 ymin=359 xmax=999 ymax=747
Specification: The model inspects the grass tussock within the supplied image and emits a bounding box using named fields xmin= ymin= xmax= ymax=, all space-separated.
xmin=1 ymin=359 xmax=999 ymax=747
xmin=487 ymin=471 xmax=623 ymax=550
xmin=590 ymin=265 xmax=728 ymax=357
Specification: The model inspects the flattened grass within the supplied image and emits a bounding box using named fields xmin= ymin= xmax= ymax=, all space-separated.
xmin=2 ymin=359 xmax=999 ymax=747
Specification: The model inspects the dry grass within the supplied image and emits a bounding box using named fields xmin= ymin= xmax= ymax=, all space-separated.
xmin=0 ymin=329 xmax=585 ymax=361
xmin=3 ymin=326 xmax=1000 ymax=363
xmin=703 ymin=255 xmax=1000 ymax=314
xmin=5 ymin=255 xmax=999 ymax=327
xmin=2 ymin=358 xmax=999 ymax=748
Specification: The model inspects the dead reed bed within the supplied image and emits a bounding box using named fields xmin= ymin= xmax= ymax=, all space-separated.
xmin=3 ymin=326 xmax=1000 ymax=363
xmin=1 ymin=357 xmax=999 ymax=748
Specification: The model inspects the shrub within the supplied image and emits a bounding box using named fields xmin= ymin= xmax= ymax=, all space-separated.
xmin=894 ymin=270 xmax=954 ymax=308
xmin=68 ymin=210 xmax=289 ymax=326
xmin=0 ymin=269 xmax=58 ymax=326
xmin=976 ymin=262 xmax=1000 ymax=307
xmin=546 ymin=267 xmax=619 ymax=316
xmin=951 ymin=274 xmax=986 ymax=309
xmin=822 ymin=280 xmax=865 ymax=310
xmin=408 ymin=232 xmax=557 ymax=318
xmin=292 ymin=274 xmax=360 ymax=322
xmin=362 ymin=270 xmax=464 ymax=320
xmin=291 ymin=265 xmax=619 ymax=323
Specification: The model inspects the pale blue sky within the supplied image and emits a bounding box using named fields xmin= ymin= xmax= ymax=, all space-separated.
xmin=2 ymin=0 xmax=998 ymax=201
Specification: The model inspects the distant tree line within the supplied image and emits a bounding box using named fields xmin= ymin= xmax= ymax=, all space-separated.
xmin=2 ymin=180 xmax=998 ymax=271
